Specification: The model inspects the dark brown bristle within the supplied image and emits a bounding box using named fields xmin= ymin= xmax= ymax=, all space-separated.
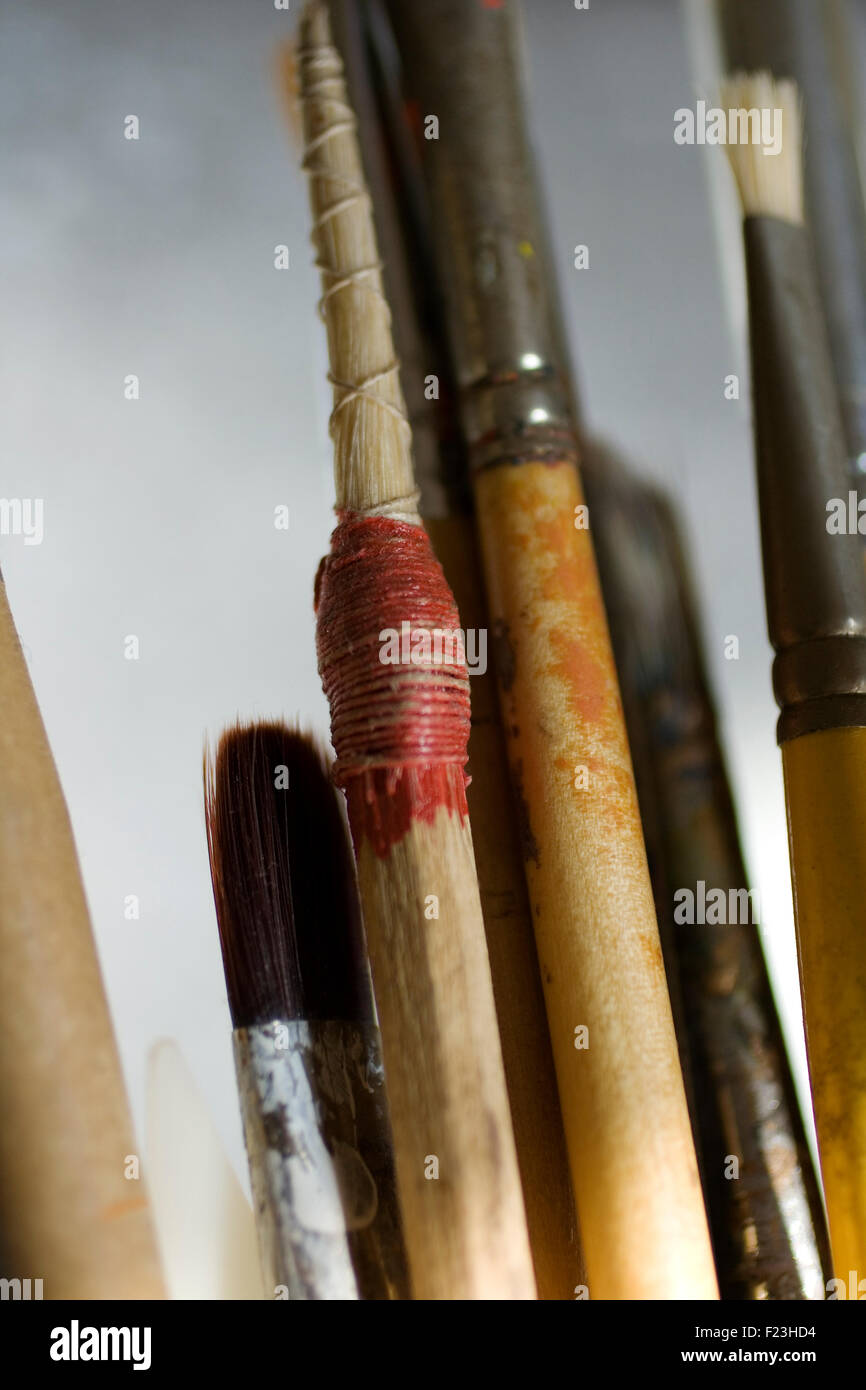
xmin=205 ymin=723 xmax=302 ymax=1026
xmin=204 ymin=721 xmax=372 ymax=1028
xmin=276 ymin=729 xmax=374 ymax=1025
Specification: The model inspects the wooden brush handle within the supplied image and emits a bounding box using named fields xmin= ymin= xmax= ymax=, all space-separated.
xmin=475 ymin=461 xmax=718 ymax=1300
xmin=427 ymin=514 xmax=583 ymax=1299
xmin=354 ymin=811 xmax=536 ymax=1299
xmin=0 ymin=581 xmax=163 ymax=1298
xmin=783 ymin=726 xmax=866 ymax=1284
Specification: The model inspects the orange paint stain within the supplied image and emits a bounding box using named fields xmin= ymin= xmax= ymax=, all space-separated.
xmin=548 ymin=627 xmax=608 ymax=728
xmin=534 ymin=517 xmax=600 ymax=617
xmin=100 ymin=1195 xmax=149 ymax=1223
xmin=503 ymin=525 xmax=531 ymax=557
xmin=641 ymin=930 xmax=667 ymax=979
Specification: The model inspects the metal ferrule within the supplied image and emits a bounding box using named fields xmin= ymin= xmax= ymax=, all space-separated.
xmin=233 ymin=1018 xmax=408 ymax=1301
xmin=744 ymin=215 xmax=866 ymax=742
xmin=385 ymin=0 xmax=581 ymax=472
xmin=463 ymin=364 xmax=578 ymax=473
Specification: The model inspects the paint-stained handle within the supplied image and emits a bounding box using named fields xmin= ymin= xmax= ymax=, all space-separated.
xmin=474 ymin=459 xmax=718 ymax=1300
xmin=427 ymin=513 xmax=583 ymax=1299
xmin=235 ymin=1020 xmax=409 ymax=1301
xmin=783 ymin=726 xmax=866 ymax=1285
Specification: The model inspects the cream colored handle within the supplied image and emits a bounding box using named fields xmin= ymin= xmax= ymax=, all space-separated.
xmin=0 ymin=581 xmax=163 ymax=1298
xmin=356 ymin=811 xmax=537 ymax=1300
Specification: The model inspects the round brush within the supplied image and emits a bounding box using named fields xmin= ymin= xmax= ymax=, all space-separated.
xmin=205 ymin=722 xmax=409 ymax=1300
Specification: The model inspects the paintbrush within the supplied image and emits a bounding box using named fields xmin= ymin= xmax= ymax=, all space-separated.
xmin=718 ymin=0 xmax=866 ymax=497
xmin=384 ymin=0 xmax=717 ymax=1299
xmin=295 ymin=0 xmax=535 ymax=1300
xmin=582 ymin=444 xmax=831 ymax=1301
xmin=722 ymin=70 xmax=866 ymax=1286
xmin=322 ymin=0 xmax=583 ymax=1298
xmin=205 ymin=722 xmax=409 ymax=1300
xmin=0 ymin=575 xmax=164 ymax=1299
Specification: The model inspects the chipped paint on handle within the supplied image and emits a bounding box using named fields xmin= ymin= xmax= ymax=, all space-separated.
xmin=234 ymin=1018 xmax=408 ymax=1300
xmin=474 ymin=458 xmax=718 ymax=1300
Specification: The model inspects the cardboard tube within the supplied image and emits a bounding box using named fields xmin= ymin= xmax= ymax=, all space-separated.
xmin=0 ymin=579 xmax=164 ymax=1299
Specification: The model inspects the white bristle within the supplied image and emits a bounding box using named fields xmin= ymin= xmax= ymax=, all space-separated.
xmin=721 ymin=72 xmax=804 ymax=224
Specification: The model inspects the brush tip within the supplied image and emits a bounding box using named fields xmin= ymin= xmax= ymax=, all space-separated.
xmin=205 ymin=722 xmax=371 ymax=1029
xmin=720 ymin=71 xmax=803 ymax=224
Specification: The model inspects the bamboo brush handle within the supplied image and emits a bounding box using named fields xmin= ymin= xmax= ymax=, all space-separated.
xmin=783 ymin=726 xmax=866 ymax=1283
xmin=0 ymin=581 xmax=164 ymax=1298
xmin=475 ymin=461 xmax=719 ymax=1300
xmin=427 ymin=514 xmax=583 ymax=1299
xmin=354 ymin=815 xmax=536 ymax=1299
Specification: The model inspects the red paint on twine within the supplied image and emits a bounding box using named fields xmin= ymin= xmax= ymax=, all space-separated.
xmin=315 ymin=513 xmax=471 ymax=856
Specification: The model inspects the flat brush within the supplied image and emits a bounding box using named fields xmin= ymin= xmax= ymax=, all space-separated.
xmin=295 ymin=1 xmax=535 ymax=1299
xmin=324 ymin=0 xmax=583 ymax=1298
xmin=583 ymin=446 xmax=830 ymax=1301
xmin=0 ymin=574 xmax=164 ymax=1299
xmin=205 ymin=722 xmax=409 ymax=1300
xmin=386 ymin=0 xmax=717 ymax=1299
xmin=723 ymin=71 xmax=866 ymax=1283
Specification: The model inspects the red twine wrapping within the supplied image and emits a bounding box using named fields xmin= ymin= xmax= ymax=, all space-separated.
xmin=315 ymin=513 xmax=471 ymax=855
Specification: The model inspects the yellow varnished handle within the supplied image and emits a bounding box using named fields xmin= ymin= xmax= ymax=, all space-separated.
xmin=783 ymin=726 xmax=866 ymax=1284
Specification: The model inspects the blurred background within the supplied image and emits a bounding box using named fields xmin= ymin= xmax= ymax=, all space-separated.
xmin=3 ymin=0 xmax=866 ymax=1221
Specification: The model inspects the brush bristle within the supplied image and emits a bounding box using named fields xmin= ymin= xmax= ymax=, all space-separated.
xmin=204 ymin=722 xmax=372 ymax=1028
xmin=720 ymin=72 xmax=803 ymax=223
